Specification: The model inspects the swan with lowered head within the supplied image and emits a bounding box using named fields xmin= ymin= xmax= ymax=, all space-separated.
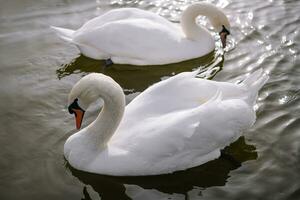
xmin=65 ymin=69 xmax=268 ymax=176
xmin=52 ymin=3 xmax=230 ymax=66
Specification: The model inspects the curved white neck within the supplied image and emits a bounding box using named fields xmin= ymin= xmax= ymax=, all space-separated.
xmin=84 ymin=79 xmax=125 ymax=149
xmin=181 ymin=3 xmax=224 ymax=40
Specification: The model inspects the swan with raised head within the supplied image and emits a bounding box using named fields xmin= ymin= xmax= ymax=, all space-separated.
xmin=52 ymin=3 xmax=230 ymax=66
xmin=65 ymin=69 xmax=268 ymax=176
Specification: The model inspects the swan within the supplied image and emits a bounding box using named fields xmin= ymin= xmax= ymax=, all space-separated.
xmin=65 ymin=69 xmax=268 ymax=176
xmin=51 ymin=3 xmax=230 ymax=66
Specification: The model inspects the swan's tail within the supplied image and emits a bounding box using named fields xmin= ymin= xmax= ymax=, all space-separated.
xmin=241 ymin=69 xmax=269 ymax=105
xmin=50 ymin=26 xmax=75 ymax=43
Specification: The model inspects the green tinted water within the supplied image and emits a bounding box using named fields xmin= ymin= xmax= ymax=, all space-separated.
xmin=0 ymin=0 xmax=300 ymax=199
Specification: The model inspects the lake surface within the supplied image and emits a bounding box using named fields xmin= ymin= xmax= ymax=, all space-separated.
xmin=1 ymin=0 xmax=300 ymax=199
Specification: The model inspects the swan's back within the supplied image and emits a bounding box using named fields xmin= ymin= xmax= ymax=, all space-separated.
xmin=102 ymin=70 xmax=268 ymax=175
xmin=120 ymin=71 xmax=249 ymax=119
xmin=77 ymin=8 xmax=177 ymax=33
xmin=71 ymin=8 xmax=214 ymax=65
xmin=74 ymin=19 xmax=209 ymax=65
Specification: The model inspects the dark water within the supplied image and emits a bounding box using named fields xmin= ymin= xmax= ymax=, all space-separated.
xmin=1 ymin=0 xmax=300 ymax=199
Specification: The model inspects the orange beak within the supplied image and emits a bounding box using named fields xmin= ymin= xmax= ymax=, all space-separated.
xmin=73 ymin=109 xmax=84 ymax=129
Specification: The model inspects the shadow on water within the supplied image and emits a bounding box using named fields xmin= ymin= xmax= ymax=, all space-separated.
xmin=56 ymin=51 xmax=224 ymax=92
xmin=66 ymin=137 xmax=257 ymax=200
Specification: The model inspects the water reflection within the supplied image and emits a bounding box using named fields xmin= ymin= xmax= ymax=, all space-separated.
xmin=56 ymin=51 xmax=223 ymax=92
xmin=66 ymin=137 xmax=257 ymax=200
xmin=1 ymin=0 xmax=300 ymax=198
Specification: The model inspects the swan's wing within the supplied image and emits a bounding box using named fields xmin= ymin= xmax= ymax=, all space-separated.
xmin=111 ymin=91 xmax=254 ymax=174
xmin=106 ymin=70 xmax=266 ymax=175
xmin=204 ymin=69 xmax=269 ymax=104
xmin=73 ymin=18 xmax=187 ymax=63
xmin=122 ymin=70 xmax=246 ymax=121
xmin=78 ymin=8 xmax=177 ymax=32
xmin=108 ymin=71 xmax=260 ymax=174
xmin=112 ymin=70 xmax=250 ymax=143
xmin=72 ymin=8 xmax=214 ymax=64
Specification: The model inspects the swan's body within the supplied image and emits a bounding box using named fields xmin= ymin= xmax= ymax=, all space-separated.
xmin=52 ymin=3 xmax=230 ymax=65
xmin=65 ymin=69 xmax=268 ymax=176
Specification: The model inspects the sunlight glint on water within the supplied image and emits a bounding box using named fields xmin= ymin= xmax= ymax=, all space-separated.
xmin=0 ymin=0 xmax=299 ymax=199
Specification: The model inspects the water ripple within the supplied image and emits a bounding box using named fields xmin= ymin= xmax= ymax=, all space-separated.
xmin=1 ymin=0 xmax=300 ymax=199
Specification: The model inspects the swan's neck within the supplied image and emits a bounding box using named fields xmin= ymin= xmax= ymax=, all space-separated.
xmin=181 ymin=3 xmax=220 ymax=40
xmin=85 ymin=80 xmax=125 ymax=149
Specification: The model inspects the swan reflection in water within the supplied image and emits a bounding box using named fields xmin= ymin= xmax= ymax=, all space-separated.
xmin=66 ymin=137 xmax=257 ymax=200
xmin=56 ymin=51 xmax=223 ymax=91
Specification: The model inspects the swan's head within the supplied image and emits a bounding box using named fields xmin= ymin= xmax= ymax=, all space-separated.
xmin=68 ymin=98 xmax=85 ymax=129
xmin=200 ymin=3 xmax=231 ymax=48
xmin=67 ymin=73 xmax=106 ymax=129
xmin=182 ymin=3 xmax=231 ymax=47
xmin=219 ymin=25 xmax=230 ymax=48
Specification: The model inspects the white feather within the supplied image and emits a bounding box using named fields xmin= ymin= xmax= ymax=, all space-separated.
xmin=51 ymin=3 xmax=230 ymax=65
xmin=64 ymin=70 xmax=268 ymax=176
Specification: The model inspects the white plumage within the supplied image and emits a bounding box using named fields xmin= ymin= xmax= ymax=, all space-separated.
xmin=64 ymin=69 xmax=268 ymax=176
xmin=51 ymin=3 xmax=230 ymax=65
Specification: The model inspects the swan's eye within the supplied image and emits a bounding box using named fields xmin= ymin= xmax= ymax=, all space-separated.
xmin=68 ymin=98 xmax=84 ymax=114
xmin=220 ymin=25 xmax=230 ymax=35
xmin=68 ymin=108 xmax=74 ymax=114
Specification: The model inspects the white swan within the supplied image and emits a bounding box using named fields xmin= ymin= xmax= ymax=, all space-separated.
xmin=52 ymin=3 xmax=230 ymax=66
xmin=65 ymin=69 xmax=268 ymax=176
